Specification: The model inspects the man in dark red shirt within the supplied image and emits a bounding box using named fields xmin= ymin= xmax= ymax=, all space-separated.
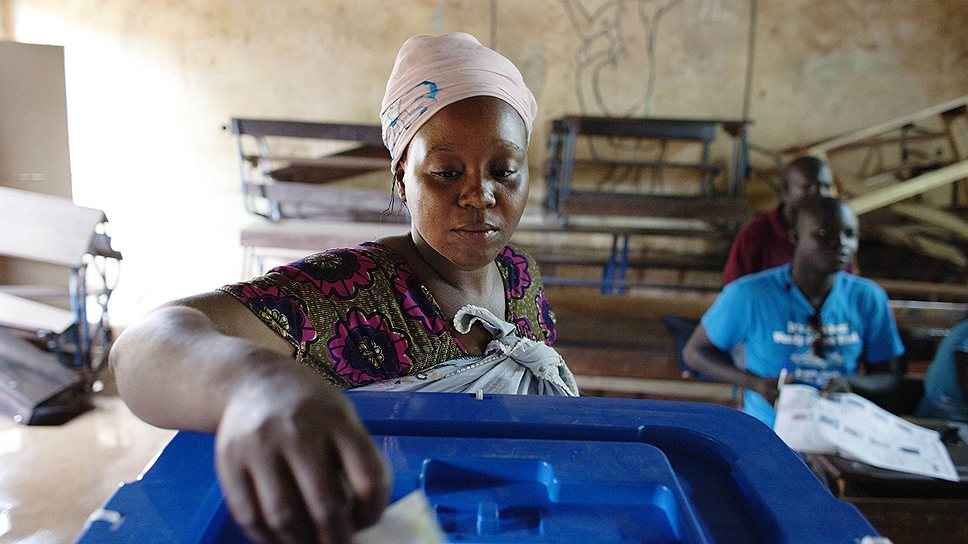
xmin=722 ymin=156 xmax=853 ymax=285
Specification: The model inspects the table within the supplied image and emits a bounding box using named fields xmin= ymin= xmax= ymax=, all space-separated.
xmin=806 ymin=420 xmax=968 ymax=544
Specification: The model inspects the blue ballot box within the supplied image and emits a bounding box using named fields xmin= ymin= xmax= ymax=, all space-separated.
xmin=77 ymin=392 xmax=881 ymax=543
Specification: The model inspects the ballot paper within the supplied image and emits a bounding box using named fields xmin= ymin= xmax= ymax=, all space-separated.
xmin=774 ymin=384 xmax=959 ymax=481
xmin=354 ymin=489 xmax=446 ymax=544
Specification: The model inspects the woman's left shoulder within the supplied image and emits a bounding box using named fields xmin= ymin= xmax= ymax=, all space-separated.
xmin=495 ymin=244 xmax=543 ymax=298
xmin=306 ymin=242 xmax=402 ymax=270
xmin=496 ymin=243 xmax=545 ymax=274
xmin=498 ymin=243 xmax=536 ymax=261
xmin=498 ymin=244 xmax=557 ymax=344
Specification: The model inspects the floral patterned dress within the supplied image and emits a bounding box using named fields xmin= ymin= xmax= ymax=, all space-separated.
xmin=219 ymin=242 xmax=557 ymax=389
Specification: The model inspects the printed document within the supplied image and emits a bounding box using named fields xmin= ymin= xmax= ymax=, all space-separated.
xmin=774 ymin=384 xmax=958 ymax=481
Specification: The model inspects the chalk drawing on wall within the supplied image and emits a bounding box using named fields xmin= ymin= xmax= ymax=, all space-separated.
xmin=561 ymin=0 xmax=683 ymax=118
xmin=557 ymin=0 xmax=752 ymax=193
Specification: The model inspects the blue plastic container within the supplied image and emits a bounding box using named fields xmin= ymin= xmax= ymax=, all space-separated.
xmin=77 ymin=392 xmax=880 ymax=543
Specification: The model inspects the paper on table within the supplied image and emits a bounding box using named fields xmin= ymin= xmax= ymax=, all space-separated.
xmin=773 ymin=384 xmax=838 ymax=454
xmin=774 ymin=384 xmax=959 ymax=482
xmin=354 ymin=489 xmax=446 ymax=544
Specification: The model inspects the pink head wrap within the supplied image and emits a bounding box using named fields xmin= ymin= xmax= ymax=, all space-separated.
xmin=380 ymin=32 xmax=538 ymax=173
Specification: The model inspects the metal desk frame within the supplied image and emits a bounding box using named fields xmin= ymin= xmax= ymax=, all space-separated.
xmin=544 ymin=115 xmax=751 ymax=220
xmin=230 ymin=118 xmax=393 ymax=222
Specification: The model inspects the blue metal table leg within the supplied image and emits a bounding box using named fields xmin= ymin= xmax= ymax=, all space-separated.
xmin=617 ymin=234 xmax=630 ymax=294
xmin=601 ymin=234 xmax=620 ymax=295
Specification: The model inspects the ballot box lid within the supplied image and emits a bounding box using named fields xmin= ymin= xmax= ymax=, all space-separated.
xmin=77 ymin=392 xmax=880 ymax=543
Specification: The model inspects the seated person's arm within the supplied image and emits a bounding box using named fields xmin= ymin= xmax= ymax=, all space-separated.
xmin=845 ymin=355 xmax=902 ymax=397
xmin=684 ymin=323 xmax=780 ymax=404
xmin=110 ymin=291 xmax=390 ymax=543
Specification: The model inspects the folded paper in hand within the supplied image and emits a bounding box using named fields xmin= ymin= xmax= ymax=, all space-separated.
xmin=354 ymin=490 xmax=446 ymax=544
xmin=774 ymin=384 xmax=959 ymax=481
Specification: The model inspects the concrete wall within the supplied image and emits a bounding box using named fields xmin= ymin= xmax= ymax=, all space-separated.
xmin=1 ymin=0 xmax=965 ymax=323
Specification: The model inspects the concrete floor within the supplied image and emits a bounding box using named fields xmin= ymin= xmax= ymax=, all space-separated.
xmin=0 ymin=384 xmax=175 ymax=543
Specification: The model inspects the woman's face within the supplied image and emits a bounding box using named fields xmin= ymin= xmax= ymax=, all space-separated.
xmin=399 ymin=96 xmax=529 ymax=271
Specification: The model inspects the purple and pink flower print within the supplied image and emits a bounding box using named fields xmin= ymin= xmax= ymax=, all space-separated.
xmin=327 ymin=308 xmax=413 ymax=384
xmin=536 ymin=289 xmax=556 ymax=345
xmin=496 ymin=246 xmax=532 ymax=299
xmin=274 ymin=249 xmax=377 ymax=300
xmin=510 ymin=311 xmax=534 ymax=339
xmin=391 ymin=264 xmax=448 ymax=337
xmin=231 ymin=244 xmax=554 ymax=382
xmin=236 ymin=284 xmax=316 ymax=346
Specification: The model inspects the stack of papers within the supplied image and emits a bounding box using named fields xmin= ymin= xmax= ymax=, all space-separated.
xmin=774 ymin=384 xmax=959 ymax=481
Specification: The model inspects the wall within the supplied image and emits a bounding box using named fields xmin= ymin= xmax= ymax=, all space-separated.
xmin=1 ymin=0 xmax=965 ymax=324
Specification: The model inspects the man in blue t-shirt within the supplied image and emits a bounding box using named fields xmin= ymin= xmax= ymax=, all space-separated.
xmin=684 ymin=196 xmax=905 ymax=427
xmin=917 ymin=319 xmax=968 ymax=422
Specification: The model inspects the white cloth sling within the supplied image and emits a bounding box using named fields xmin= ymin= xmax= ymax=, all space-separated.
xmin=357 ymin=305 xmax=579 ymax=397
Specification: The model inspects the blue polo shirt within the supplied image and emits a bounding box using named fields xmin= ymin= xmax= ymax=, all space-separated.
xmin=702 ymin=265 xmax=905 ymax=427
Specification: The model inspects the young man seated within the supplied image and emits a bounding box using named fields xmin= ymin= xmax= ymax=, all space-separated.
xmin=685 ymin=196 xmax=904 ymax=427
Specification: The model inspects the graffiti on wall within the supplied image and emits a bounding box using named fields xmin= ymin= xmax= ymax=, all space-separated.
xmin=561 ymin=0 xmax=683 ymax=118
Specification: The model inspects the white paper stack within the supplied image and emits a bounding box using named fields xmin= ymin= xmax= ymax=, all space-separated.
xmin=774 ymin=384 xmax=959 ymax=481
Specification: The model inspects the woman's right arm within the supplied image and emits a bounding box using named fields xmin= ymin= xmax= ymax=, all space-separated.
xmin=110 ymin=291 xmax=391 ymax=544
xmin=110 ymin=291 xmax=295 ymax=430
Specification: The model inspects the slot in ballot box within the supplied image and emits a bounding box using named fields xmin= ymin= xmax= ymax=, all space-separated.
xmin=77 ymin=393 xmax=882 ymax=543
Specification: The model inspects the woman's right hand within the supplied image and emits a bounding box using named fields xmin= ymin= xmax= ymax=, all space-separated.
xmin=215 ymin=363 xmax=391 ymax=544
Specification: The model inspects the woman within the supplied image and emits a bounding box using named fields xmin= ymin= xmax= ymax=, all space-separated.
xmin=110 ymin=32 xmax=574 ymax=544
